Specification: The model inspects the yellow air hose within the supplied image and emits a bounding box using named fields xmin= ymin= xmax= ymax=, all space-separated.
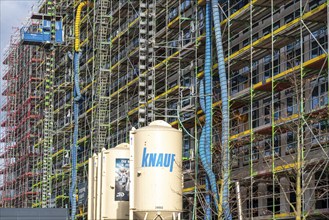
xmin=74 ymin=1 xmax=92 ymax=51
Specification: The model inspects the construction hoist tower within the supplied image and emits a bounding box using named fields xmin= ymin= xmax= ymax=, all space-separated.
xmin=41 ymin=1 xmax=56 ymax=207
xmin=138 ymin=0 xmax=156 ymax=128
xmin=20 ymin=0 xmax=63 ymax=207
xmin=92 ymin=0 xmax=111 ymax=152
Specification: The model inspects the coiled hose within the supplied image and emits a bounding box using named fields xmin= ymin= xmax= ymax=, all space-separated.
xmin=74 ymin=53 xmax=82 ymax=101
xmin=71 ymin=2 xmax=91 ymax=219
xmin=211 ymin=0 xmax=232 ymax=219
xmin=199 ymin=1 xmax=219 ymax=219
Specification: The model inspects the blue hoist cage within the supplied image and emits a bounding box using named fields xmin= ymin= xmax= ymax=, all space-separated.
xmin=20 ymin=14 xmax=64 ymax=45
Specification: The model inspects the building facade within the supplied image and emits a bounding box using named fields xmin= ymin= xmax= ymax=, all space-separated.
xmin=0 ymin=0 xmax=328 ymax=219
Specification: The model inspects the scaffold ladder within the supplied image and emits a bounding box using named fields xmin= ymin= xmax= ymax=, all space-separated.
xmin=147 ymin=0 xmax=156 ymax=124
xmin=93 ymin=0 xmax=111 ymax=152
xmin=138 ymin=1 xmax=148 ymax=127
xmin=138 ymin=0 xmax=155 ymax=127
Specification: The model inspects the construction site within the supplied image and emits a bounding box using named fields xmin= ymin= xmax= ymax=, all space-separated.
xmin=0 ymin=0 xmax=328 ymax=219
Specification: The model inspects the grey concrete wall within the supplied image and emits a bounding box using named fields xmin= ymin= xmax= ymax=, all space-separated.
xmin=0 ymin=208 xmax=68 ymax=220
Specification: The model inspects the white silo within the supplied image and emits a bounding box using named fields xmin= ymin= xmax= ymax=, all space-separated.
xmin=104 ymin=143 xmax=130 ymax=219
xmin=88 ymin=153 xmax=98 ymax=220
xmin=130 ymin=120 xmax=182 ymax=220
xmin=88 ymin=143 xmax=130 ymax=220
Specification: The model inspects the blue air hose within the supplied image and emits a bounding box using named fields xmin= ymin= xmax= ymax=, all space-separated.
xmin=198 ymin=2 xmax=220 ymax=217
xmin=204 ymin=0 xmax=213 ymax=171
xmin=70 ymin=51 xmax=81 ymax=220
xmin=205 ymin=0 xmax=219 ymax=206
xmin=199 ymin=80 xmax=219 ymax=215
xmin=199 ymin=79 xmax=211 ymax=220
xmin=74 ymin=53 xmax=82 ymax=102
xmin=70 ymin=101 xmax=79 ymax=219
xmin=199 ymin=81 xmax=211 ymax=167
xmin=71 ymin=2 xmax=91 ymax=219
xmin=211 ymin=0 xmax=232 ymax=219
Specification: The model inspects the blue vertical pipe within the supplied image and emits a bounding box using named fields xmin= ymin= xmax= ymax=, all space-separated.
xmin=74 ymin=53 xmax=82 ymax=102
xmin=70 ymin=51 xmax=82 ymax=220
xmin=71 ymin=2 xmax=90 ymax=219
xmin=198 ymin=1 xmax=220 ymax=218
xmin=199 ymin=79 xmax=212 ymax=219
xmin=205 ymin=0 xmax=220 ymax=207
xmin=204 ymin=0 xmax=213 ymax=172
xmin=211 ymin=0 xmax=232 ymax=219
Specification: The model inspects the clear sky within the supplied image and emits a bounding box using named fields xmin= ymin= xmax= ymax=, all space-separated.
xmin=0 ymin=0 xmax=38 ymax=139
xmin=0 ymin=0 xmax=38 ymax=92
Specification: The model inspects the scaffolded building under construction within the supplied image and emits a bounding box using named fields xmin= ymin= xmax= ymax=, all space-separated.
xmin=0 ymin=0 xmax=328 ymax=219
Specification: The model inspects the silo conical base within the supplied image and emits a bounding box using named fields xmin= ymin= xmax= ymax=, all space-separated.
xmin=133 ymin=211 xmax=181 ymax=220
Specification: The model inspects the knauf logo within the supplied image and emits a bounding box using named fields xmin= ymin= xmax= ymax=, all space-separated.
xmin=141 ymin=147 xmax=176 ymax=172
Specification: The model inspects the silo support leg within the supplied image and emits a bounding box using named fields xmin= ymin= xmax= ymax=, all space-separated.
xmin=144 ymin=212 xmax=149 ymax=220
